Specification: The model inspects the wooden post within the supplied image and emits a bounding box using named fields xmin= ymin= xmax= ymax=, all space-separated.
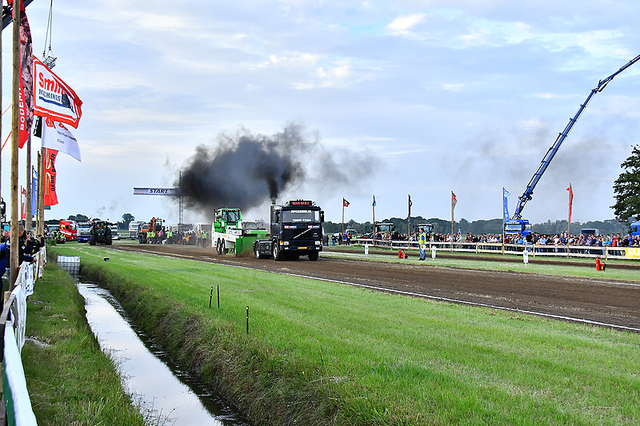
xmin=407 ymin=194 xmax=411 ymax=240
xmin=10 ymin=0 xmax=21 ymax=290
xmin=341 ymin=199 xmax=344 ymax=239
xmin=25 ymin=135 xmax=32 ymax=231
xmin=0 ymin=4 xmax=3 ymax=214
xmin=38 ymin=150 xmax=45 ymax=235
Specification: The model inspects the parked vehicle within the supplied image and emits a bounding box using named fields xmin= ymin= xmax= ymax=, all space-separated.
xmin=77 ymin=222 xmax=92 ymax=243
xmin=110 ymin=225 xmax=120 ymax=240
xmin=128 ymin=221 xmax=143 ymax=239
xmin=59 ymin=220 xmax=78 ymax=241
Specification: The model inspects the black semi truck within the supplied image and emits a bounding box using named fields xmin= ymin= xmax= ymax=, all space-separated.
xmin=253 ymin=199 xmax=324 ymax=261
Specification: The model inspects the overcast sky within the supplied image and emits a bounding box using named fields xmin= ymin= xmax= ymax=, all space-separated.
xmin=3 ymin=0 xmax=640 ymax=226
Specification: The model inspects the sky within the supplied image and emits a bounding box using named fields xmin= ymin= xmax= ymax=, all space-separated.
xmin=2 ymin=0 xmax=640 ymax=227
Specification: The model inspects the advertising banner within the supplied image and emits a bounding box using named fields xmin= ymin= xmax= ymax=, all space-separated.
xmin=33 ymin=56 xmax=82 ymax=128
xmin=43 ymin=148 xmax=58 ymax=206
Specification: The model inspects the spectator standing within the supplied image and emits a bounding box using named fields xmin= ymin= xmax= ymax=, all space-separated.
xmin=418 ymin=227 xmax=427 ymax=261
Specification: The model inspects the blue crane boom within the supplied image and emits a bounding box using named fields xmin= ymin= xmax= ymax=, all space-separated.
xmin=507 ymin=54 xmax=640 ymax=232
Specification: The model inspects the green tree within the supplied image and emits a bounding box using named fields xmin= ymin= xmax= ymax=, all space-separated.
xmin=612 ymin=145 xmax=640 ymax=223
xmin=121 ymin=213 xmax=135 ymax=229
xmin=68 ymin=214 xmax=89 ymax=222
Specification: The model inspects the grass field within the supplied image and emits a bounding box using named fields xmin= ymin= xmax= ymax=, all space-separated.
xmin=49 ymin=243 xmax=640 ymax=425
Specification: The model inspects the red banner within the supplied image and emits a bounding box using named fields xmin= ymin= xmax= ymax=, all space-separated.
xmin=21 ymin=187 xmax=26 ymax=220
xmin=8 ymin=0 xmax=34 ymax=148
xmin=44 ymin=148 xmax=58 ymax=206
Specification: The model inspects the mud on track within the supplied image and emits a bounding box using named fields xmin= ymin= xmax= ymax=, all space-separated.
xmin=112 ymin=243 xmax=640 ymax=332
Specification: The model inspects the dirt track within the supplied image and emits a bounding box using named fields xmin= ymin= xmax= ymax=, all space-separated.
xmin=112 ymin=243 xmax=640 ymax=331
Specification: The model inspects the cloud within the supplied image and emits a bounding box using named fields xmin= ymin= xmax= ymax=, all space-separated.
xmin=385 ymin=14 xmax=426 ymax=35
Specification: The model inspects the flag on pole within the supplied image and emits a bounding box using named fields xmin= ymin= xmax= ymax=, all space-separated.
xmin=32 ymin=166 xmax=37 ymax=216
xmin=372 ymin=195 xmax=376 ymax=207
xmin=43 ymin=148 xmax=59 ymax=206
xmin=21 ymin=187 xmax=26 ymax=220
xmin=567 ymin=184 xmax=573 ymax=224
xmin=503 ymin=188 xmax=510 ymax=222
xmin=8 ymin=0 xmax=34 ymax=148
xmin=451 ymin=191 xmax=457 ymax=211
xmin=343 ymin=198 xmax=350 ymax=207
xmin=33 ymin=56 xmax=83 ymax=128
xmin=42 ymin=119 xmax=81 ymax=162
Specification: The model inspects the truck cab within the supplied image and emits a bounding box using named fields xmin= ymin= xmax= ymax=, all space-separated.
xmin=77 ymin=222 xmax=92 ymax=243
xmin=214 ymin=208 xmax=241 ymax=233
xmin=255 ymin=199 xmax=324 ymax=261
xmin=59 ymin=220 xmax=78 ymax=241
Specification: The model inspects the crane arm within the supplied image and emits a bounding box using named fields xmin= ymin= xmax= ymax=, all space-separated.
xmin=512 ymin=54 xmax=640 ymax=219
xmin=2 ymin=0 xmax=35 ymax=30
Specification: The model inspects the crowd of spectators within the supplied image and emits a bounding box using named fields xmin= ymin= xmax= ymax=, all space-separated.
xmin=358 ymin=229 xmax=640 ymax=248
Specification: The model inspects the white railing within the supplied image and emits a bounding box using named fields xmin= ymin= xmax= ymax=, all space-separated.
xmin=1 ymin=246 xmax=47 ymax=426
xmin=349 ymin=238 xmax=636 ymax=260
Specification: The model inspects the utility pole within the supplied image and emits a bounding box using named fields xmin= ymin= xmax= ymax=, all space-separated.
xmin=407 ymin=194 xmax=411 ymax=238
xmin=10 ymin=0 xmax=21 ymax=289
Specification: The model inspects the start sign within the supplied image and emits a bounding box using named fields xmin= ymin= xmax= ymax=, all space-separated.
xmin=133 ymin=188 xmax=180 ymax=196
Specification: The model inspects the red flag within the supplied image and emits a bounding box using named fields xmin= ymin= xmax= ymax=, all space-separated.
xmin=21 ymin=187 xmax=26 ymax=220
xmin=451 ymin=191 xmax=457 ymax=211
xmin=43 ymin=148 xmax=59 ymax=206
xmin=567 ymin=184 xmax=573 ymax=224
xmin=343 ymin=198 xmax=350 ymax=207
xmin=8 ymin=0 xmax=34 ymax=148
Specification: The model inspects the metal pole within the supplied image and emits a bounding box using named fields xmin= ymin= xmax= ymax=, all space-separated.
xmin=246 ymin=306 xmax=249 ymax=335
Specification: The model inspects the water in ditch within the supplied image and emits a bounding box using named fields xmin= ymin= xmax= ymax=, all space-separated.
xmin=77 ymin=282 xmax=252 ymax=426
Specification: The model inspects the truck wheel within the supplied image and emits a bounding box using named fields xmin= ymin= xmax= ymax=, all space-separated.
xmin=89 ymin=235 xmax=96 ymax=246
xmin=308 ymin=252 xmax=319 ymax=261
xmin=254 ymin=244 xmax=262 ymax=259
xmin=273 ymin=243 xmax=282 ymax=261
xmin=221 ymin=240 xmax=226 ymax=254
xmin=106 ymin=236 xmax=112 ymax=245
xmin=216 ymin=239 xmax=222 ymax=255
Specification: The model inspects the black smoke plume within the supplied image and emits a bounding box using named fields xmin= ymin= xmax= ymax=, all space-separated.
xmin=177 ymin=123 xmax=377 ymax=217
xmin=178 ymin=125 xmax=305 ymax=214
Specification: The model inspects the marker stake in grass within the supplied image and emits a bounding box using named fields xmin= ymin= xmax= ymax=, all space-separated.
xmin=209 ymin=286 xmax=213 ymax=308
xmin=246 ymin=306 xmax=249 ymax=335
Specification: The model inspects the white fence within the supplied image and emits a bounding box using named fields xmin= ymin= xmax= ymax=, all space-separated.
xmin=351 ymin=238 xmax=640 ymax=260
xmin=1 ymin=246 xmax=47 ymax=426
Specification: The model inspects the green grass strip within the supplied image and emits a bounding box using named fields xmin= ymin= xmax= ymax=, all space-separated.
xmin=51 ymin=244 xmax=640 ymax=426
xmin=21 ymin=256 xmax=146 ymax=426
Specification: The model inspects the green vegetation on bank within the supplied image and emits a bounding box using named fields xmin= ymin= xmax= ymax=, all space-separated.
xmin=49 ymin=244 xmax=640 ymax=426
xmin=21 ymin=259 xmax=146 ymax=426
